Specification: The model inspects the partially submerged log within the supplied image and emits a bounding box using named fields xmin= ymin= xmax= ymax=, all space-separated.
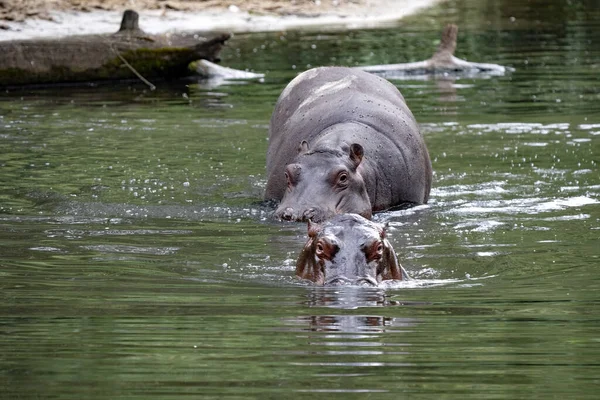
xmin=193 ymin=59 xmax=265 ymax=80
xmin=0 ymin=10 xmax=230 ymax=87
xmin=189 ymin=59 xmax=265 ymax=90
xmin=358 ymin=24 xmax=512 ymax=77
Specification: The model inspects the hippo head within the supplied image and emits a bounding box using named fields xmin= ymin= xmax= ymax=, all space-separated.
xmin=295 ymin=214 xmax=406 ymax=286
xmin=275 ymin=141 xmax=371 ymax=222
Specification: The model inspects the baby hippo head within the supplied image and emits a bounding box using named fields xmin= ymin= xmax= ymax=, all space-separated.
xmin=295 ymin=213 xmax=408 ymax=286
xmin=275 ymin=141 xmax=372 ymax=223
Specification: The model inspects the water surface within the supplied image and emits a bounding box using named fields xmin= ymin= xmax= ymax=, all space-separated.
xmin=1 ymin=0 xmax=599 ymax=398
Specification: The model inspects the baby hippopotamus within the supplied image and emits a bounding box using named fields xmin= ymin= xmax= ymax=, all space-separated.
xmin=296 ymin=213 xmax=409 ymax=286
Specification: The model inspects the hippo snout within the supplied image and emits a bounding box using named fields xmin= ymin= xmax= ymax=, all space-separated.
xmin=326 ymin=277 xmax=352 ymax=286
xmin=275 ymin=205 xmax=327 ymax=222
xmin=278 ymin=207 xmax=296 ymax=221
xmin=326 ymin=276 xmax=378 ymax=287
xmin=353 ymin=277 xmax=379 ymax=287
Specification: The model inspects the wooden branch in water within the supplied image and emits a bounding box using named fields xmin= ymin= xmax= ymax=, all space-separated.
xmin=358 ymin=24 xmax=512 ymax=77
xmin=0 ymin=10 xmax=230 ymax=87
xmin=433 ymin=23 xmax=458 ymax=59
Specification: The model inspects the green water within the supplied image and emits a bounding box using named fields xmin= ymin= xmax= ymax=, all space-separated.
xmin=1 ymin=0 xmax=599 ymax=398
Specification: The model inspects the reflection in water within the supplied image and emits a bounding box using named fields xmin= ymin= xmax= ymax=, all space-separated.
xmin=190 ymin=77 xmax=257 ymax=92
xmin=302 ymin=286 xmax=408 ymax=309
xmin=311 ymin=287 xmax=377 ymax=308
xmin=292 ymin=313 xmax=417 ymax=338
xmin=305 ymin=286 xmax=386 ymax=309
xmin=292 ymin=286 xmax=418 ymax=336
xmin=284 ymin=287 xmax=417 ymax=395
xmin=303 ymin=315 xmax=395 ymax=333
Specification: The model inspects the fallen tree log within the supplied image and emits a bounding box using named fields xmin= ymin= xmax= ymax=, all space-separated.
xmin=0 ymin=10 xmax=230 ymax=87
xmin=358 ymin=24 xmax=513 ymax=77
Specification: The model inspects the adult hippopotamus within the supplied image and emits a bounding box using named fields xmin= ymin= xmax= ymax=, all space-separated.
xmin=264 ymin=66 xmax=432 ymax=222
xmin=296 ymin=213 xmax=409 ymax=286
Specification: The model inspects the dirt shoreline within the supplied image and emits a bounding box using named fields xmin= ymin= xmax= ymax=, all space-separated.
xmin=1 ymin=0 xmax=379 ymax=22
xmin=0 ymin=0 xmax=443 ymax=41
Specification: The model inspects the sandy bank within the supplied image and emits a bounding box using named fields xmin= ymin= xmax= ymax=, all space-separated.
xmin=0 ymin=0 xmax=443 ymax=42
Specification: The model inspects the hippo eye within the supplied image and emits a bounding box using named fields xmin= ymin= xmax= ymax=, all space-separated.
xmin=337 ymin=171 xmax=349 ymax=187
xmin=285 ymin=172 xmax=292 ymax=189
xmin=366 ymin=240 xmax=384 ymax=262
xmin=316 ymin=242 xmax=324 ymax=255
xmin=315 ymin=239 xmax=337 ymax=260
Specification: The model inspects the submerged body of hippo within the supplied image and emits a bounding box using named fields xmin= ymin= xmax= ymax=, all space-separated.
xmin=264 ymin=66 xmax=432 ymax=222
xmin=296 ymin=213 xmax=409 ymax=286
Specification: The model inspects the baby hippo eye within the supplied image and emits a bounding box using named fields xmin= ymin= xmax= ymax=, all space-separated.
xmin=316 ymin=242 xmax=324 ymax=256
xmin=365 ymin=240 xmax=384 ymax=262
xmin=315 ymin=239 xmax=338 ymax=260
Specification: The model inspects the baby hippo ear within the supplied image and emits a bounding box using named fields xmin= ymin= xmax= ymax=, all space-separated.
xmin=349 ymin=143 xmax=364 ymax=168
xmin=307 ymin=220 xmax=322 ymax=238
xmin=298 ymin=140 xmax=310 ymax=154
xmin=296 ymin=220 xmax=325 ymax=284
xmin=375 ymin=222 xmax=410 ymax=281
xmin=376 ymin=222 xmax=388 ymax=239
xmin=377 ymin=240 xmax=404 ymax=281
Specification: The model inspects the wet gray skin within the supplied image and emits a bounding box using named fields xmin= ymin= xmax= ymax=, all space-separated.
xmin=295 ymin=213 xmax=409 ymax=286
xmin=275 ymin=142 xmax=372 ymax=222
xmin=264 ymin=67 xmax=433 ymax=222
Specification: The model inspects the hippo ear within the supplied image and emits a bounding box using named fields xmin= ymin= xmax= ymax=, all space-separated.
xmin=375 ymin=223 xmax=410 ymax=281
xmin=349 ymin=143 xmax=364 ymax=168
xmin=377 ymin=239 xmax=410 ymax=281
xmin=376 ymin=222 xmax=388 ymax=239
xmin=307 ymin=220 xmax=321 ymax=238
xmin=296 ymin=230 xmax=323 ymax=284
xmin=296 ymin=220 xmax=325 ymax=284
xmin=298 ymin=140 xmax=310 ymax=154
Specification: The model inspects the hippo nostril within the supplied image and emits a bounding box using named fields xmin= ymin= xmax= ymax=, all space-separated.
xmin=325 ymin=277 xmax=352 ymax=286
xmin=302 ymin=208 xmax=315 ymax=221
xmin=280 ymin=207 xmax=295 ymax=221
xmin=355 ymin=277 xmax=378 ymax=287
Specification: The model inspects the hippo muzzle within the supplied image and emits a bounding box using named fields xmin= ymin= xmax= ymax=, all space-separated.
xmin=295 ymin=213 xmax=409 ymax=286
xmin=274 ymin=144 xmax=372 ymax=222
xmin=326 ymin=276 xmax=379 ymax=287
xmin=275 ymin=204 xmax=329 ymax=223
